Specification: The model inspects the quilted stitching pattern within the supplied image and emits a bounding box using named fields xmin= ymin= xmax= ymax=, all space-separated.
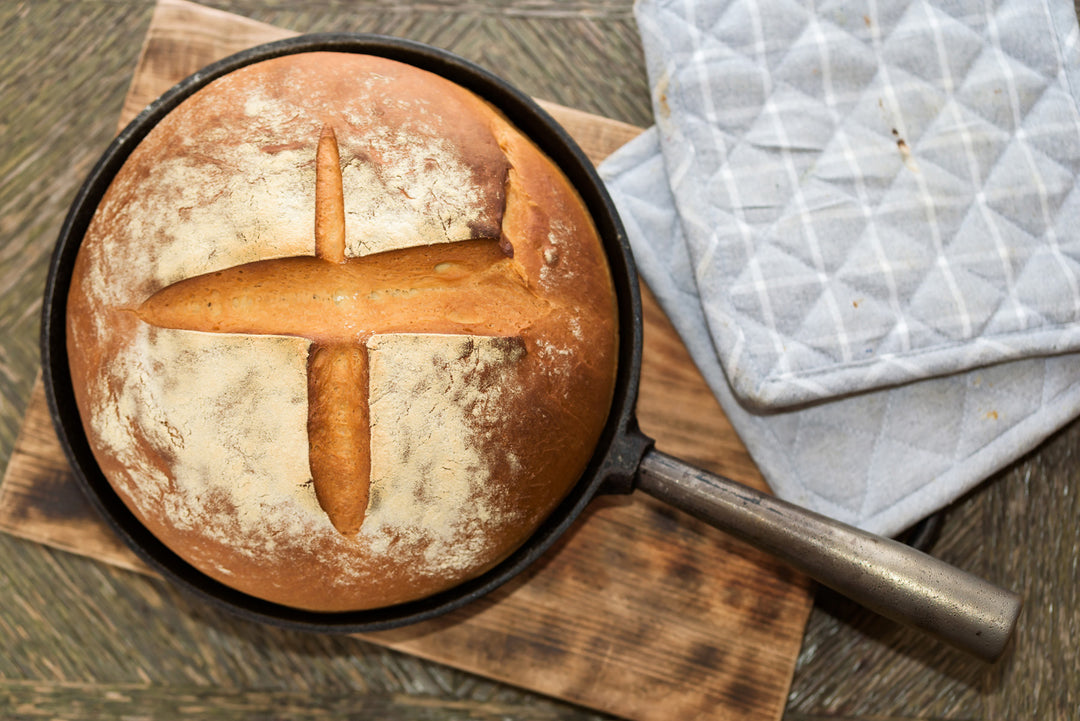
xmin=602 ymin=127 xmax=1080 ymax=534
xmin=639 ymin=0 xmax=1080 ymax=409
xmin=600 ymin=0 xmax=1080 ymax=534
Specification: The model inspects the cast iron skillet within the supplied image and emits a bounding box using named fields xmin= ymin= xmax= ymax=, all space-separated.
xmin=41 ymin=34 xmax=1020 ymax=662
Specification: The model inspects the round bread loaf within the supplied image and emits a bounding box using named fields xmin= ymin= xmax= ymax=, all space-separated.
xmin=65 ymin=51 xmax=619 ymax=612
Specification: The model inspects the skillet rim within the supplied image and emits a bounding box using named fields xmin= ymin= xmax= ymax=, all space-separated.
xmin=40 ymin=32 xmax=648 ymax=632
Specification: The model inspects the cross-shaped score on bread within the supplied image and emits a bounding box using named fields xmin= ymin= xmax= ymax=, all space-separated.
xmin=136 ymin=124 xmax=550 ymax=536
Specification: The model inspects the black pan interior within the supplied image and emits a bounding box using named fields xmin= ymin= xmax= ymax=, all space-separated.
xmin=40 ymin=33 xmax=648 ymax=632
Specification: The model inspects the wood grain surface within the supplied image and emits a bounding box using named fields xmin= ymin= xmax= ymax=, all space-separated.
xmin=1 ymin=2 xmax=811 ymax=721
xmin=0 ymin=1 xmax=1076 ymax=720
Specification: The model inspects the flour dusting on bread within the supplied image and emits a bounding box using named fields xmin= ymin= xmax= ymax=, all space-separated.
xmin=365 ymin=333 xmax=526 ymax=576
xmin=66 ymin=51 xmax=618 ymax=612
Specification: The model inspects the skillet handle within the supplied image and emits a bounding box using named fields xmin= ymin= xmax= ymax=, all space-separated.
xmin=635 ymin=449 xmax=1022 ymax=663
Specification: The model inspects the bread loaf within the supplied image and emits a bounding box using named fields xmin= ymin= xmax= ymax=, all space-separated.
xmin=65 ymin=51 xmax=619 ymax=612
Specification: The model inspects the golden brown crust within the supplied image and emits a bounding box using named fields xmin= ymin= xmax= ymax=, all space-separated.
xmin=314 ymin=125 xmax=346 ymax=264
xmin=307 ymin=342 xmax=371 ymax=536
xmin=66 ymin=51 xmax=618 ymax=612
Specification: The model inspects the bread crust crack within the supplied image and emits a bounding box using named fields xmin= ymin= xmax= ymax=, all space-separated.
xmin=135 ymin=124 xmax=545 ymax=536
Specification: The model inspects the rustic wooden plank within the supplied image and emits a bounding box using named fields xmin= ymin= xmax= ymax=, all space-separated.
xmin=0 ymin=0 xmax=156 ymax=471
xmin=373 ymin=494 xmax=810 ymax=720
xmin=981 ymin=419 xmax=1080 ymax=720
xmin=0 ymin=375 xmax=147 ymax=574
xmin=12 ymin=2 xmax=1072 ymax=720
xmin=0 ymin=681 xmax=591 ymax=720
xmin=0 ymin=2 xmax=812 ymax=721
xmin=120 ymin=0 xmax=645 ymax=168
xmin=786 ymin=411 xmax=1080 ymax=721
xmin=1 ymin=294 xmax=803 ymax=718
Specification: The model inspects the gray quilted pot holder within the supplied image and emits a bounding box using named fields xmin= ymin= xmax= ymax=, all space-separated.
xmin=600 ymin=0 xmax=1080 ymax=535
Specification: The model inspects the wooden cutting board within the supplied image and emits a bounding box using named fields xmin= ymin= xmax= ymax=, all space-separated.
xmin=0 ymin=1 xmax=814 ymax=719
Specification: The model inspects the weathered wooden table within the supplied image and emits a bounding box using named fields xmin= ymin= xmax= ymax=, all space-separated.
xmin=1 ymin=2 xmax=1076 ymax=719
